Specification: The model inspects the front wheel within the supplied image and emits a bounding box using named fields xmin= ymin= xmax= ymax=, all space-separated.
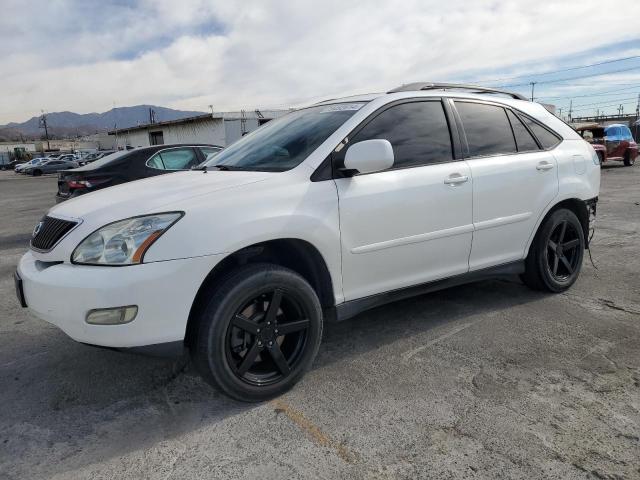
xmin=623 ymin=151 xmax=635 ymax=166
xmin=521 ymin=209 xmax=585 ymax=293
xmin=192 ymin=263 xmax=323 ymax=402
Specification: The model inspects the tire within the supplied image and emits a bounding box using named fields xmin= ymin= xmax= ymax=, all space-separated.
xmin=521 ymin=209 xmax=585 ymax=293
xmin=623 ymin=151 xmax=634 ymax=167
xmin=32 ymin=169 xmax=42 ymax=176
xmin=192 ymin=263 xmax=323 ymax=402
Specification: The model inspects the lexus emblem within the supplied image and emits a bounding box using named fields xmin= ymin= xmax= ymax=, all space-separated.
xmin=33 ymin=221 xmax=44 ymax=238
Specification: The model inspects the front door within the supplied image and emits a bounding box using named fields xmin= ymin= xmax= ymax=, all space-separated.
xmin=335 ymin=100 xmax=473 ymax=301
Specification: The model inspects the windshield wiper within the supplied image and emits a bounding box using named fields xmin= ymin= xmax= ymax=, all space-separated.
xmin=191 ymin=164 xmax=232 ymax=172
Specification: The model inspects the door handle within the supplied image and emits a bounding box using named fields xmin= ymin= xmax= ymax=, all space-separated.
xmin=444 ymin=174 xmax=469 ymax=185
xmin=536 ymin=161 xmax=554 ymax=171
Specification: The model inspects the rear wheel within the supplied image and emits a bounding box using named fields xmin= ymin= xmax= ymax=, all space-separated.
xmin=521 ymin=209 xmax=585 ymax=293
xmin=623 ymin=151 xmax=634 ymax=166
xmin=192 ymin=263 xmax=323 ymax=402
xmin=32 ymin=169 xmax=42 ymax=176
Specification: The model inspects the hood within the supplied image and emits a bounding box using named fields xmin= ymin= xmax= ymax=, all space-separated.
xmin=49 ymin=170 xmax=269 ymax=221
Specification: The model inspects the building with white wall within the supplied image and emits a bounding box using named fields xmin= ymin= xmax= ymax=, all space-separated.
xmin=109 ymin=110 xmax=288 ymax=149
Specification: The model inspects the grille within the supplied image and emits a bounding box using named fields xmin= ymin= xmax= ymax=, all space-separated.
xmin=31 ymin=216 xmax=78 ymax=251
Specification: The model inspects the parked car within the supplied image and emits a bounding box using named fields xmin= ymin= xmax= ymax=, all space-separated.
xmin=77 ymin=151 xmax=116 ymax=166
xmin=3 ymin=159 xmax=27 ymax=171
xmin=16 ymin=83 xmax=600 ymax=401
xmin=23 ymin=158 xmax=78 ymax=176
xmin=574 ymin=123 xmax=607 ymax=164
xmin=15 ymin=157 xmax=48 ymax=173
xmin=56 ymin=144 xmax=222 ymax=201
xmin=604 ymin=124 xmax=637 ymax=166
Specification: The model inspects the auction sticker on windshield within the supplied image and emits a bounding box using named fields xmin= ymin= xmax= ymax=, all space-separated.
xmin=319 ymin=103 xmax=364 ymax=113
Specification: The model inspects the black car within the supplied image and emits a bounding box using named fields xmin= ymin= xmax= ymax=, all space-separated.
xmin=56 ymin=144 xmax=222 ymax=202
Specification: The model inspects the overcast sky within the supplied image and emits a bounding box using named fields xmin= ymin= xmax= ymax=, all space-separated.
xmin=1 ymin=0 xmax=639 ymax=124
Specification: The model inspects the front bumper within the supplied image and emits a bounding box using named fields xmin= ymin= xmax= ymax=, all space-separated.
xmin=17 ymin=251 xmax=222 ymax=348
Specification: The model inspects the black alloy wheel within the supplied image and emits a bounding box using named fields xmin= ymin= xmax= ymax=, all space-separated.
xmin=225 ymin=289 xmax=310 ymax=386
xmin=544 ymin=220 xmax=582 ymax=282
xmin=521 ymin=208 xmax=585 ymax=293
xmin=192 ymin=263 xmax=323 ymax=401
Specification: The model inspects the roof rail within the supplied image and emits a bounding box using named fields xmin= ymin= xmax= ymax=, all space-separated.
xmin=387 ymin=82 xmax=529 ymax=101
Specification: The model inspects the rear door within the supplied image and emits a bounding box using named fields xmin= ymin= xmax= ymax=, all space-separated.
xmin=335 ymin=99 xmax=473 ymax=300
xmin=453 ymin=100 xmax=560 ymax=270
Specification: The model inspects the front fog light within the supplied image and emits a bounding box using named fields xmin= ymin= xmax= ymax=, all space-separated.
xmin=86 ymin=306 xmax=138 ymax=325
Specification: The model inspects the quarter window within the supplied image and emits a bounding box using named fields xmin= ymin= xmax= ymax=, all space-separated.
xmin=147 ymin=148 xmax=198 ymax=170
xmin=349 ymin=101 xmax=453 ymax=168
xmin=455 ymin=102 xmax=517 ymax=157
xmin=507 ymin=110 xmax=540 ymax=152
xmin=519 ymin=115 xmax=561 ymax=149
xmin=198 ymin=146 xmax=223 ymax=161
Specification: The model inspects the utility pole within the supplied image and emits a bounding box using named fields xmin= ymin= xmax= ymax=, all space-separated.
xmin=635 ymin=94 xmax=640 ymax=141
xmin=558 ymin=107 xmax=562 ymax=120
xmin=240 ymin=109 xmax=247 ymax=136
xmin=568 ymin=100 xmax=573 ymax=122
xmin=529 ymin=82 xmax=536 ymax=102
xmin=39 ymin=110 xmax=50 ymax=151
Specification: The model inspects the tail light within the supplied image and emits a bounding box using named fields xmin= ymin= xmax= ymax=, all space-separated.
xmin=67 ymin=177 xmax=111 ymax=189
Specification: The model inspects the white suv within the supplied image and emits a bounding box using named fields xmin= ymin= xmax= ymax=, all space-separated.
xmin=16 ymin=83 xmax=600 ymax=401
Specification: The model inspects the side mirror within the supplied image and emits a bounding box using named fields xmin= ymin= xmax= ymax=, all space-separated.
xmin=343 ymin=139 xmax=394 ymax=175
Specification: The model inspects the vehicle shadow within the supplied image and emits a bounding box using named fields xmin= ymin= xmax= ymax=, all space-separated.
xmin=1 ymin=274 xmax=543 ymax=477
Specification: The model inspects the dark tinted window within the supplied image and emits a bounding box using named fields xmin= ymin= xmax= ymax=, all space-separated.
xmin=350 ymin=101 xmax=453 ymax=168
xmin=507 ymin=110 xmax=539 ymax=152
xmin=456 ymin=102 xmax=517 ymax=157
xmin=519 ymin=115 xmax=561 ymax=149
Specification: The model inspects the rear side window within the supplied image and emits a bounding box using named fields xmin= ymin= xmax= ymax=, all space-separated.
xmin=455 ymin=102 xmax=517 ymax=157
xmin=519 ymin=115 xmax=561 ymax=149
xmin=350 ymin=101 xmax=453 ymax=168
xmin=506 ymin=110 xmax=539 ymax=152
xmin=147 ymin=148 xmax=198 ymax=170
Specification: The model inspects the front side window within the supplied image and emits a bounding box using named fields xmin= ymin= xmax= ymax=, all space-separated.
xmin=455 ymin=102 xmax=517 ymax=157
xmin=507 ymin=110 xmax=540 ymax=152
xmin=147 ymin=148 xmax=198 ymax=170
xmin=349 ymin=101 xmax=453 ymax=168
xmin=203 ymin=103 xmax=364 ymax=172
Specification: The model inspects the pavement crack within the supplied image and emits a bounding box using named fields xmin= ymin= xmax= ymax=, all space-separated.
xmin=597 ymin=298 xmax=640 ymax=316
xmin=271 ymin=399 xmax=358 ymax=464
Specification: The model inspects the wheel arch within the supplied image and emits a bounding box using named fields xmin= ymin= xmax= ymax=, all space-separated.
xmin=525 ymin=197 xmax=590 ymax=257
xmin=185 ymin=238 xmax=335 ymax=348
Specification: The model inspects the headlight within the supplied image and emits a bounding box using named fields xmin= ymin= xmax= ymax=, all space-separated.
xmin=72 ymin=212 xmax=183 ymax=265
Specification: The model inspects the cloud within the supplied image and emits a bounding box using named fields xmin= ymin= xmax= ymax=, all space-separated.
xmin=1 ymin=0 xmax=640 ymax=123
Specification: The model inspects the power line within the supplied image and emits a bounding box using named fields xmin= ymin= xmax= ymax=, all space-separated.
xmin=538 ymin=84 xmax=640 ymax=100
xmin=475 ymin=55 xmax=640 ymax=84
xmin=556 ymin=96 xmax=638 ymax=110
xmin=496 ymin=65 xmax=640 ymax=88
xmin=570 ymin=99 xmax=638 ymax=113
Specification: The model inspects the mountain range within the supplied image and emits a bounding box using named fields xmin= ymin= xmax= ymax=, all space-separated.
xmin=0 ymin=105 xmax=205 ymax=141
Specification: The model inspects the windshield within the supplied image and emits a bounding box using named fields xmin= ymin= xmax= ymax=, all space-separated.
xmin=203 ymin=103 xmax=364 ymax=172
